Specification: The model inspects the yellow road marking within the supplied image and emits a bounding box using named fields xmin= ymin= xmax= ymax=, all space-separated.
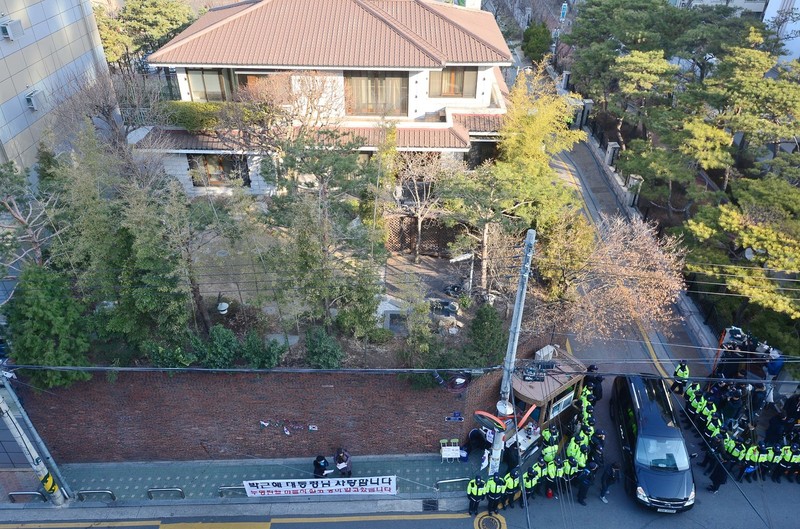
xmin=565 ymin=338 xmax=572 ymax=355
xmin=0 ymin=523 xmax=160 ymax=529
xmin=272 ymin=514 xmax=469 ymax=524
xmin=161 ymin=521 xmax=272 ymax=529
xmin=636 ymin=320 xmax=670 ymax=379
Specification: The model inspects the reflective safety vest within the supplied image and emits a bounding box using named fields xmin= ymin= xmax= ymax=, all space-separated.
xmin=542 ymin=444 xmax=559 ymax=462
xmin=729 ymin=443 xmax=745 ymax=461
xmin=701 ymin=402 xmax=717 ymax=419
xmin=776 ymin=446 xmax=792 ymax=465
xmin=467 ymin=479 xmax=483 ymax=498
xmin=575 ymin=451 xmax=588 ymax=468
xmin=685 ymin=383 xmax=700 ymax=401
xmin=562 ymin=461 xmax=577 ymax=478
xmin=486 ymin=477 xmax=505 ymax=497
xmin=790 ymin=450 xmax=800 ymax=464
xmin=691 ymin=394 xmax=707 ymax=412
xmin=505 ymin=473 xmax=520 ymax=491
xmin=706 ymin=418 xmax=721 ymax=438
xmin=723 ymin=435 xmax=735 ymax=454
xmin=582 ymin=408 xmax=592 ymax=422
xmin=674 ymin=364 xmax=689 ymax=381
xmin=746 ymin=445 xmax=760 ymax=464
xmin=757 ymin=448 xmax=773 ymax=464
xmin=566 ymin=439 xmax=581 ymax=459
xmin=545 ymin=461 xmax=558 ymax=480
xmin=524 ymin=468 xmax=540 ymax=488
xmin=555 ymin=464 xmax=565 ymax=479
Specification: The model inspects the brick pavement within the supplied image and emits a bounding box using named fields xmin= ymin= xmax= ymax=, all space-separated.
xmin=18 ymin=371 xmax=487 ymax=463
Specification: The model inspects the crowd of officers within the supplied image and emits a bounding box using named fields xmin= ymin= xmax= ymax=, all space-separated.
xmin=468 ymin=366 xmax=617 ymax=515
xmin=685 ymin=378 xmax=800 ymax=487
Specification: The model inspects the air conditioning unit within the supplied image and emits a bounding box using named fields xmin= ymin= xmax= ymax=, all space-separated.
xmin=0 ymin=19 xmax=23 ymax=41
xmin=25 ymin=89 xmax=43 ymax=111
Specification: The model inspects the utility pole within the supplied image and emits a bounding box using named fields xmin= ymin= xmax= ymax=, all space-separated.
xmin=489 ymin=229 xmax=536 ymax=475
xmin=0 ymin=391 xmax=67 ymax=505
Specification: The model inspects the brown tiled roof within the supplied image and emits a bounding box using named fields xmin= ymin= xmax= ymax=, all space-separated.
xmin=149 ymin=0 xmax=511 ymax=69
xmin=453 ymin=113 xmax=503 ymax=134
xmin=137 ymin=129 xmax=244 ymax=152
xmin=138 ymin=125 xmax=471 ymax=152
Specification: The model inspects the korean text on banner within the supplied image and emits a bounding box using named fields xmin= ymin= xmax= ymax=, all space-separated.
xmin=244 ymin=475 xmax=398 ymax=497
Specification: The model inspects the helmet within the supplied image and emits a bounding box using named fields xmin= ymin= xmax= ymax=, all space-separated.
xmin=580 ymin=445 xmax=589 ymax=453
xmin=568 ymin=457 xmax=577 ymax=466
xmin=792 ymin=444 xmax=800 ymax=452
xmin=712 ymin=412 xmax=721 ymax=419
xmin=588 ymin=462 xmax=598 ymax=471
xmin=595 ymin=429 xmax=606 ymax=437
xmin=511 ymin=468 xmax=519 ymax=477
xmin=594 ymin=445 xmax=604 ymax=453
xmin=494 ymin=472 xmax=500 ymax=479
xmin=476 ymin=477 xmax=485 ymax=485
xmin=527 ymin=467 xmax=536 ymax=476
xmin=585 ymin=381 xmax=595 ymax=389
xmin=538 ymin=456 xmax=546 ymax=465
xmin=575 ymin=433 xmax=585 ymax=442
xmin=588 ymin=417 xmax=596 ymax=426
xmin=581 ymin=425 xmax=591 ymax=434
xmin=475 ymin=474 xmax=482 ymax=481
xmin=680 ymin=360 xmax=687 ymax=365
xmin=758 ymin=441 xmax=766 ymax=451
xmin=586 ymin=405 xmax=594 ymax=413
xmin=555 ymin=456 xmax=563 ymax=465
xmin=550 ymin=424 xmax=558 ymax=432
xmin=588 ymin=364 xmax=599 ymax=372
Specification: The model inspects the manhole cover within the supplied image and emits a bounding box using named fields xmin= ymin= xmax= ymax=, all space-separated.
xmin=477 ymin=514 xmax=502 ymax=529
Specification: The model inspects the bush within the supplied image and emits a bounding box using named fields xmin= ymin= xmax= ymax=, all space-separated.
xmin=143 ymin=340 xmax=196 ymax=368
xmin=367 ymin=327 xmax=394 ymax=345
xmin=242 ymin=331 xmax=287 ymax=369
xmin=159 ymin=101 xmax=221 ymax=132
xmin=196 ymin=325 xmax=239 ymax=369
xmin=305 ymin=326 xmax=343 ymax=369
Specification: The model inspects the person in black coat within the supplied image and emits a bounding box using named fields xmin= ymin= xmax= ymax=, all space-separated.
xmin=765 ymin=411 xmax=788 ymax=445
xmin=313 ymin=455 xmax=331 ymax=478
xmin=708 ymin=460 xmax=728 ymax=493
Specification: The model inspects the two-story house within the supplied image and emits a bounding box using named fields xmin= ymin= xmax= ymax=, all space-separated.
xmin=139 ymin=0 xmax=512 ymax=196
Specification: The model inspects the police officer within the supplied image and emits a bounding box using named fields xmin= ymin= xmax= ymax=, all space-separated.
xmin=788 ymin=444 xmax=800 ymax=483
xmin=576 ymin=461 xmax=598 ymax=506
xmin=542 ymin=423 xmax=560 ymax=446
xmin=566 ymin=433 xmax=583 ymax=460
xmin=503 ymin=468 xmax=520 ymax=509
xmin=524 ymin=462 xmax=542 ymax=499
xmin=486 ymin=472 xmax=505 ymax=515
xmin=542 ymin=438 xmax=559 ymax=462
xmin=467 ymin=475 xmax=485 ymax=516
xmin=670 ymin=360 xmax=689 ymax=394
xmin=772 ymin=444 xmax=793 ymax=483
xmin=576 ymin=443 xmax=589 ymax=469
xmin=544 ymin=455 xmax=559 ymax=499
xmin=532 ymin=457 xmax=548 ymax=496
xmin=757 ymin=442 xmax=774 ymax=480
xmin=705 ymin=413 xmax=723 ymax=440
xmin=590 ymin=429 xmax=606 ymax=451
xmin=739 ymin=442 xmax=760 ymax=482
xmin=586 ymin=365 xmax=604 ymax=402
xmin=582 ymin=404 xmax=594 ymax=424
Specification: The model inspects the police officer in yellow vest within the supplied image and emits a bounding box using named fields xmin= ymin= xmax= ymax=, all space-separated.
xmin=467 ymin=475 xmax=485 ymax=516
xmin=670 ymin=360 xmax=689 ymax=394
xmin=524 ymin=463 xmax=542 ymax=499
xmin=486 ymin=472 xmax=505 ymax=515
xmin=503 ymin=467 xmax=522 ymax=509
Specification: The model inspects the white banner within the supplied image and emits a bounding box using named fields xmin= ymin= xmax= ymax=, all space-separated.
xmin=244 ymin=475 xmax=397 ymax=497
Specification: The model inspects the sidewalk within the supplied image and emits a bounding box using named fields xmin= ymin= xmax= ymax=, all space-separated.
xmin=0 ymin=453 xmax=476 ymax=520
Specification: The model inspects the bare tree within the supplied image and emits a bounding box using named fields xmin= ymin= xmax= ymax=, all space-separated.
xmin=528 ymin=213 xmax=686 ymax=341
xmin=395 ymin=152 xmax=462 ymax=262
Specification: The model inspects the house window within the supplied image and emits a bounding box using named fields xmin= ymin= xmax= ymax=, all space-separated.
xmin=188 ymin=154 xmax=250 ymax=187
xmin=344 ymin=72 xmax=408 ymax=116
xmin=429 ymin=67 xmax=477 ymax=98
xmin=187 ymin=69 xmax=232 ymax=102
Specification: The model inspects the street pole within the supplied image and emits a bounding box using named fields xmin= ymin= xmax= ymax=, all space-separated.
xmin=0 ymin=392 xmax=67 ymax=505
xmin=489 ymin=229 xmax=536 ymax=475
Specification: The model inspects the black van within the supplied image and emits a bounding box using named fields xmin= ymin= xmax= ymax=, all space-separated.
xmin=610 ymin=374 xmax=695 ymax=513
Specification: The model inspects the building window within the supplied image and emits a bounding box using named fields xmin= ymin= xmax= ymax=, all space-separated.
xmin=344 ymin=72 xmax=408 ymax=116
xmin=188 ymin=154 xmax=250 ymax=187
xmin=429 ymin=67 xmax=477 ymax=98
xmin=186 ymin=69 xmax=232 ymax=102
